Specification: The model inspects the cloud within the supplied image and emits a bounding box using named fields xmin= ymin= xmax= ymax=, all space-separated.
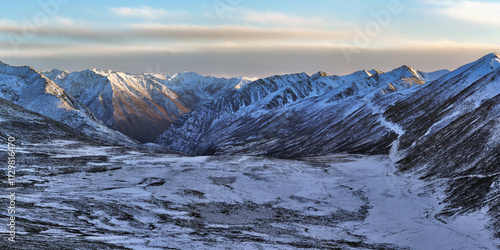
xmin=1 ymin=5 xmax=498 ymax=78
xmin=0 ymin=21 xmax=350 ymax=43
xmin=242 ymin=11 xmax=333 ymax=28
xmin=53 ymin=16 xmax=76 ymax=26
xmin=129 ymin=24 xmax=350 ymax=41
xmin=204 ymin=8 xmax=351 ymax=29
xmin=426 ymin=0 xmax=500 ymax=26
xmin=110 ymin=6 xmax=170 ymax=19
xmin=0 ymin=19 xmax=16 ymax=26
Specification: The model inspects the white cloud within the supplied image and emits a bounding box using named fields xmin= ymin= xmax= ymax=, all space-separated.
xmin=211 ymin=9 xmax=353 ymax=30
xmin=0 ymin=19 xmax=16 ymax=26
xmin=110 ymin=6 xmax=169 ymax=19
xmin=0 ymin=21 xmax=350 ymax=43
xmin=129 ymin=24 xmax=350 ymax=41
xmin=53 ymin=16 xmax=76 ymax=26
xmin=243 ymin=11 xmax=331 ymax=27
xmin=426 ymin=0 xmax=500 ymax=26
xmin=393 ymin=39 xmax=500 ymax=49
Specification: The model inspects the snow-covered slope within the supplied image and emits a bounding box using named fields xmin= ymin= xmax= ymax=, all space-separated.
xmin=44 ymin=69 xmax=253 ymax=142
xmin=5 ymin=148 xmax=495 ymax=249
xmin=385 ymin=53 xmax=500 ymax=150
xmin=418 ymin=69 xmax=451 ymax=82
xmin=148 ymin=72 xmax=257 ymax=106
xmin=383 ymin=53 xmax=500 ymax=236
xmin=0 ymin=97 xmax=102 ymax=144
xmin=156 ymin=53 xmax=500 ymax=241
xmin=0 ymin=62 xmax=135 ymax=145
xmin=157 ymin=65 xmax=426 ymax=157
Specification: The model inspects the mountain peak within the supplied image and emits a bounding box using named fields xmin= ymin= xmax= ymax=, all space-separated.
xmin=42 ymin=69 xmax=69 ymax=80
xmin=368 ymin=69 xmax=384 ymax=75
xmin=342 ymin=69 xmax=371 ymax=79
xmin=401 ymin=64 xmax=416 ymax=71
xmin=386 ymin=65 xmax=420 ymax=79
xmin=0 ymin=61 xmax=42 ymax=79
xmin=478 ymin=53 xmax=500 ymax=68
xmin=46 ymin=68 xmax=66 ymax=74
xmin=312 ymin=71 xmax=329 ymax=79
xmin=89 ymin=68 xmax=114 ymax=75
xmin=481 ymin=52 xmax=500 ymax=60
xmin=170 ymin=71 xmax=203 ymax=80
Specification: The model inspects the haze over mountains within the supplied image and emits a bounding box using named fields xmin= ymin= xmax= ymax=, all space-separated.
xmin=0 ymin=53 xmax=499 ymax=247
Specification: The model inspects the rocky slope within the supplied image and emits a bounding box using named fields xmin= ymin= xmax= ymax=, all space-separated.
xmin=0 ymin=97 xmax=100 ymax=144
xmin=386 ymin=53 xmax=500 ymax=237
xmin=156 ymin=65 xmax=430 ymax=157
xmin=0 ymin=62 xmax=135 ymax=145
xmin=43 ymin=69 xmax=254 ymax=142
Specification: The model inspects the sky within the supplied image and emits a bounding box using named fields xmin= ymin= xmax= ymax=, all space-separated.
xmin=0 ymin=0 xmax=499 ymax=78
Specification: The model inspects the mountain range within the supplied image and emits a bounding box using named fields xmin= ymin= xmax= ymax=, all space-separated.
xmin=42 ymin=69 xmax=254 ymax=142
xmin=0 ymin=53 xmax=499 ymax=242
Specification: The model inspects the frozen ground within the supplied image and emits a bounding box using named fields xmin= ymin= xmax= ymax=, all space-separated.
xmin=1 ymin=140 xmax=497 ymax=249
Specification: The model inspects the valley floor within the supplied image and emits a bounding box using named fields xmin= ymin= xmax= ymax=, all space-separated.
xmin=0 ymin=140 xmax=497 ymax=249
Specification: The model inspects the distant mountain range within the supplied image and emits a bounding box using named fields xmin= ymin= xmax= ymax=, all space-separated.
xmin=0 ymin=53 xmax=499 ymax=238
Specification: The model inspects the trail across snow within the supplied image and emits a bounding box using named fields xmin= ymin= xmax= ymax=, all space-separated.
xmin=324 ymin=154 xmax=495 ymax=249
xmin=364 ymin=100 xmax=496 ymax=249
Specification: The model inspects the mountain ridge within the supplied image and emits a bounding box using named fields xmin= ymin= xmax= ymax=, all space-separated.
xmin=155 ymin=62 xmax=434 ymax=156
xmin=0 ymin=61 xmax=136 ymax=145
xmin=42 ymin=68 xmax=254 ymax=142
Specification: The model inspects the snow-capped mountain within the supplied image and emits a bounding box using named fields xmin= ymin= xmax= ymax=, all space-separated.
xmin=0 ymin=62 xmax=135 ymax=145
xmin=386 ymin=53 xmax=500 ymax=150
xmin=156 ymin=64 xmax=428 ymax=156
xmin=43 ymin=69 xmax=254 ymax=142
